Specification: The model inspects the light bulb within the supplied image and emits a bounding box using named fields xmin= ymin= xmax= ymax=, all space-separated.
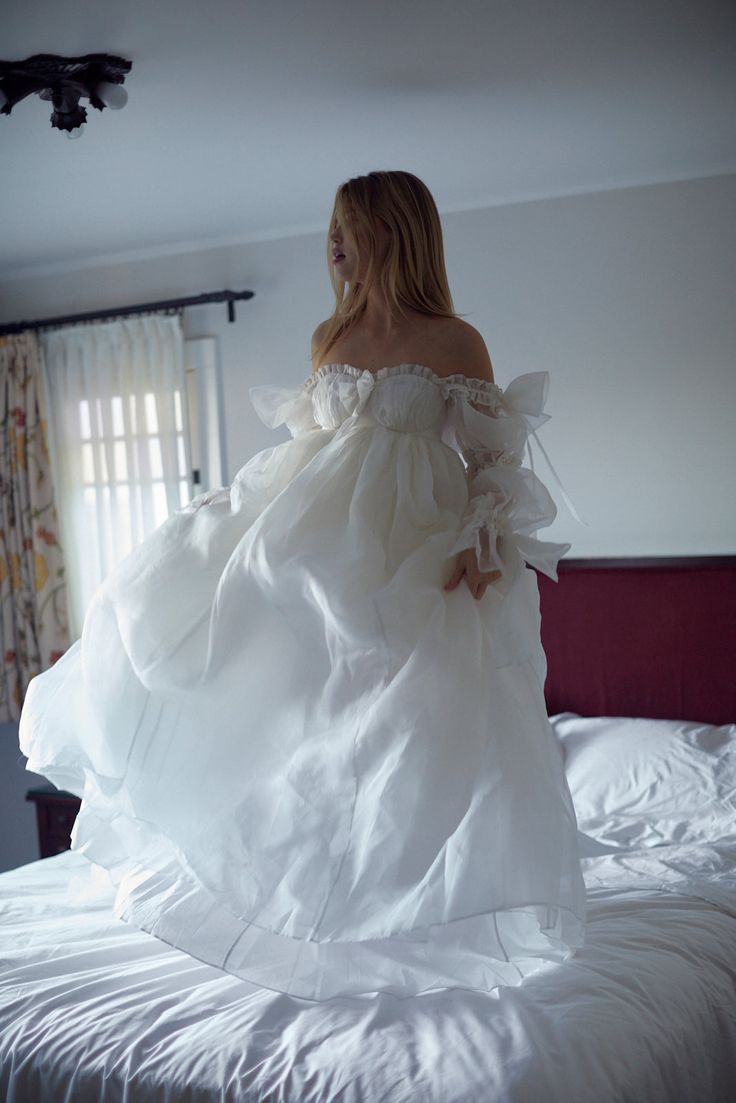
xmin=65 ymin=123 xmax=86 ymax=140
xmin=95 ymin=81 xmax=128 ymax=110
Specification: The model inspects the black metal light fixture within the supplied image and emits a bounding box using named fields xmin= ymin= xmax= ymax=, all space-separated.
xmin=0 ymin=53 xmax=132 ymax=139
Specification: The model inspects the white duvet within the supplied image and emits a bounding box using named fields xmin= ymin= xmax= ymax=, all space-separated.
xmin=2 ymin=713 xmax=735 ymax=1102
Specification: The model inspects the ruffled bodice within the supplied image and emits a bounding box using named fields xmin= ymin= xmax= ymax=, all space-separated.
xmin=251 ymin=361 xmax=503 ymax=438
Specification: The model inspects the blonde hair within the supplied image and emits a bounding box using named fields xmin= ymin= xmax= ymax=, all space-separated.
xmin=313 ymin=170 xmax=465 ymax=369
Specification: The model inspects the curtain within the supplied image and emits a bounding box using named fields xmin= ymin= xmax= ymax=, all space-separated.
xmin=0 ymin=332 xmax=70 ymax=722
xmin=41 ymin=314 xmax=194 ymax=640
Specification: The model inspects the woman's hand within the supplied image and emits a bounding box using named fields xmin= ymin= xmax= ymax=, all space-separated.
xmin=444 ymin=547 xmax=502 ymax=600
xmin=444 ymin=529 xmax=503 ymax=600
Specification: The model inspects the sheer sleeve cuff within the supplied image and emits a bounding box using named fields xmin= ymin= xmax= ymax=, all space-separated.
xmin=447 ymin=466 xmax=572 ymax=594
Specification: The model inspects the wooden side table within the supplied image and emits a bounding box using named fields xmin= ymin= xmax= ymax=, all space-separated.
xmin=26 ymin=787 xmax=81 ymax=858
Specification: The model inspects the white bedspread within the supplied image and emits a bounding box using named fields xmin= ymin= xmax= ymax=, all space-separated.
xmin=1 ymin=844 xmax=735 ymax=1103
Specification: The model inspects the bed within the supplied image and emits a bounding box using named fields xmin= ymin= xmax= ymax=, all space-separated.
xmin=1 ymin=555 xmax=735 ymax=1103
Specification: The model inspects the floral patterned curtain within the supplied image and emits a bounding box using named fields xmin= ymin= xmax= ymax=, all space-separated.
xmin=0 ymin=331 xmax=70 ymax=721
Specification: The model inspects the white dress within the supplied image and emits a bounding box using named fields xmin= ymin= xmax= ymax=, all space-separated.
xmin=19 ymin=361 xmax=586 ymax=1000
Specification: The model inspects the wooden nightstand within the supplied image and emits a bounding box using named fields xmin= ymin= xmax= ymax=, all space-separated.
xmin=26 ymin=787 xmax=81 ymax=858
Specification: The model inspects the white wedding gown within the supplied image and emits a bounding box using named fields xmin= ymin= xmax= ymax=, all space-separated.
xmin=19 ymin=361 xmax=586 ymax=1000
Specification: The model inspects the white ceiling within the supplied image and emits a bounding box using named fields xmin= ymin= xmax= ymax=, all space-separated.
xmin=2 ymin=0 xmax=734 ymax=280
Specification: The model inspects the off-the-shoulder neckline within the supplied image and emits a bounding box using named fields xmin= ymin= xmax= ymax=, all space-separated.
xmin=308 ymin=362 xmax=503 ymax=393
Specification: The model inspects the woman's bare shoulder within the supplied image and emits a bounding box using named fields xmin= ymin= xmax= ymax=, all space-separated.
xmin=310 ymin=320 xmax=332 ymax=372
xmin=433 ymin=318 xmax=494 ymax=384
xmin=310 ymin=319 xmax=330 ymax=349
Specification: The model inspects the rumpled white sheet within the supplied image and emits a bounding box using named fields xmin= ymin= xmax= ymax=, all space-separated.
xmin=1 ymin=843 xmax=735 ymax=1103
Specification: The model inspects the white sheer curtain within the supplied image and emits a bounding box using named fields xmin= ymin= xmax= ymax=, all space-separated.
xmin=40 ymin=314 xmax=194 ymax=641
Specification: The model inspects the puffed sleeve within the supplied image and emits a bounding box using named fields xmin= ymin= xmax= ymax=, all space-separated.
xmin=248 ymin=378 xmax=320 ymax=438
xmin=443 ymin=371 xmax=573 ymax=596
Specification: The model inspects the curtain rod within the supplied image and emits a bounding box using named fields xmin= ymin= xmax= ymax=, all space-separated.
xmin=0 ymin=289 xmax=255 ymax=337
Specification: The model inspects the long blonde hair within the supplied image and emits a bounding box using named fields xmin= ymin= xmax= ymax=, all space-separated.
xmin=313 ymin=171 xmax=465 ymax=369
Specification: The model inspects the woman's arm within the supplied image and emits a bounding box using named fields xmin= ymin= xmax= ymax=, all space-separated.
xmin=444 ymin=354 xmax=571 ymax=599
xmin=443 ymin=326 xmax=503 ymax=599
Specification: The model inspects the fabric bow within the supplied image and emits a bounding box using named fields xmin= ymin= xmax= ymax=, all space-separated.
xmin=501 ymin=372 xmax=587 ymax=526
xmin=353 ymin=370 xmax=377 ymax=419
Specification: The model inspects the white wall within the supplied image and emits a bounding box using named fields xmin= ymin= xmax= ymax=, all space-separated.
xmin=1 ymin=173 xmax=734 ymax=871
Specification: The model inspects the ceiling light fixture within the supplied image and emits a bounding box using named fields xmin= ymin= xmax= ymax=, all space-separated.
xmin=0 ymin=53 xmax=132 ymax=139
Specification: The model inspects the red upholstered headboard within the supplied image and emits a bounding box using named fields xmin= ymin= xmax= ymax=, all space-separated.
xmin=536 ymin=556 xmax=736 ymax=726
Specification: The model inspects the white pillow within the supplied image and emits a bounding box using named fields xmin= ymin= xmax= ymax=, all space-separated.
xmin=549 ymin=713 xmax=736 ymax=849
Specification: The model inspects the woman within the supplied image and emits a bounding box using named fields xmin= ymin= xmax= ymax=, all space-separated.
xmin=19 ymin=170 xmax=586 ymax=1001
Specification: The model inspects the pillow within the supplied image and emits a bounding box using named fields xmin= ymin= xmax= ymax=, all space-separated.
xmin=549 ymin=713 xmax=736 ymax=850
